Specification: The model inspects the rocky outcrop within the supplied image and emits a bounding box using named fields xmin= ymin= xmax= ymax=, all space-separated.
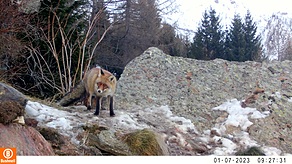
xmin=115 ymin=47 xmax=292 ymax=155
xmin=0 ymin=82 xmax=55 ymax=155
xmin=0 ymin=123 xmax=55 ymax=155
xmin=0 ymin=82 xmax=27 ymax=124
xmin=35 ymin=47 xmax=292 ymax=156
xmin=85 ymin=128 xmax=169 ymax=156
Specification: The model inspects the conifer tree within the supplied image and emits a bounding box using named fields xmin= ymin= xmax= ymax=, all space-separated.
xmin=225 ymin=12 xmax=263 ymax=62
xmin=190 ymin=8 xmax=224 ymax=60
xmin=225 ymin=14 xmax=246 ymax=61
xmin=190 ymin=11 xmax=208 ymax=60
xmin=244 ymin=10 xmax=262 ymax=61
xmin=158 ymin=23 xmax=188 ymax=57
xmin=209 ymin=9 xmax=225 ymax=59
xmin=224 ymin=27 xmax=232 ymax=60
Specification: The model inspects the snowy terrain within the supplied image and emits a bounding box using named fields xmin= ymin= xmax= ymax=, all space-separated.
xmin=25 ymin=98 xmax=291 ymax=156
xmin=163 ymin=0 xmax=292 ymax=60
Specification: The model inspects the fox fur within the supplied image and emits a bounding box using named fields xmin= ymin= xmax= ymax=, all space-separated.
xmin=83 ymin=67 xmax=117 ymax=116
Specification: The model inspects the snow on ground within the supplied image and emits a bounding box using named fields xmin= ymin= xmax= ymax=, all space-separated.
xmin=110 ymin=99 xmax=284 ymax=155
xmin=25 ymin=101 xmax=74 ymax=130
xmin=25 ymin=101 xmax=98 ymax=144
xmin=210 ymin=99 xmax=271 ymax=155
xmin=213 ymin=99 xmax=270 ymax=131
xmin=25 ymin=98 xmax=288 ymax=155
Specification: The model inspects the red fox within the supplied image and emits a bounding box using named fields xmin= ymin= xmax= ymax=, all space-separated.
xmin=83 ymin=67 xmax=117 ymax=116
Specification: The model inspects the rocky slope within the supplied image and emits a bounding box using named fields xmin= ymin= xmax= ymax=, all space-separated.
xmin=2 ymin=47 xmax=292 ymax=156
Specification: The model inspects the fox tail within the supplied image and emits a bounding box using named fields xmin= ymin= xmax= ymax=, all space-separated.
xmin=57 ymin=81 xmax=86 ymax=106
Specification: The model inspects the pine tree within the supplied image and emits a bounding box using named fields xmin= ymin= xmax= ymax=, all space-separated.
xmin=225 ymin=11 xmax=263 ymax=62
xmin=190 ymin=8 xmax=224 ymax=60
xmin=190 ymin=10 xmax=208 ymax=60
xmin=224 ymin=27 xmax=232 ymax=60
xmin=190 ymin=28 xmax=205 ymax=59
xmin=244 ymin=10 xmax=262 ymax=61
xmin=226 ymin=14 xmax=246 ymax=61
xmin=108 ymin=0 xmax=162 ymax=66
xmin=209 ymin=9 xmax=225 ymax=59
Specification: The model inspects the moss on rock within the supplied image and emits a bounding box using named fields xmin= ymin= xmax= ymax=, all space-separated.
xmin=124 ymin=128 xmax=168 ymax=156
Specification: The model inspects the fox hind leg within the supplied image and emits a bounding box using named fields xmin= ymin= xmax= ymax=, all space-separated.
xmin=86 ymin=93 xmax=92 ymax=110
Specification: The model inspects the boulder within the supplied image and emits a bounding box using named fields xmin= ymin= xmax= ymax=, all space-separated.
xmin=123 ymin=129 xmax=169 ymax=155
xmin=84 ymin=127 xmax=169 ymax=156
xmin=0 ymin=83 xmax=56 ymax=155
xmin=86 ymin=128 xmax=132 ymax=155
xmin=115 ymin=47 xmax=292 ymax=154
xmin=0 ymin=123 xmax=55 ymax=155
xmin=0 ymin=82 xmax=27 ymax=124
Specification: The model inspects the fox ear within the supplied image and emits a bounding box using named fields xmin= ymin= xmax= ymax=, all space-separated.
xmin=100 ymin=69 xmax=105 ymax=75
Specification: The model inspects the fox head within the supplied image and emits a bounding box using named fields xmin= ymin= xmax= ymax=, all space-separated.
xmin=96 ymin=82 xmax=108 ymax=93
xmin=95 ymin=69 xmax=117 ymax=94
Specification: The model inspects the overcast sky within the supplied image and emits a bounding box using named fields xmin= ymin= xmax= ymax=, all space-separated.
xmin=165 ymin=0 xmax=292 ymax=34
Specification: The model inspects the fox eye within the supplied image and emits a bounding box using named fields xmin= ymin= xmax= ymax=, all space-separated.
xmin=109 ymin=76 xmax=115 ymax=82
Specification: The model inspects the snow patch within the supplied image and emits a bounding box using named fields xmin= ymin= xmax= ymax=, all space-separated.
xmin=210 ymin=99 xmax=273 ymax=155
xmin=25 ymin=101 xmax=81 ymax=141
xmin=262 ymin=147 xmax=282 ymax=156
xmin=213 ymin=99 xmax=269 ymax=130
xmin=112 ymin=112 xmax=148 ymax=130
xmin=214 ymin=138 xmax=237 ymax=155
xmin=112 ymin=105 xmax=198 ymax=134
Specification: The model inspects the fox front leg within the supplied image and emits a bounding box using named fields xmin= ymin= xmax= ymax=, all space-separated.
xmin=109 ymin=96 xmax=115 ymax=117
xmin=94 ymin=96 xmax=102 ymax=116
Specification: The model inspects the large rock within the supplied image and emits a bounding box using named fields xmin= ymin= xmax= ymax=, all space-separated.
xmin=85 ymin=128 xmax=169 ymax=156
xmin=0 ymin=82 xmax=55 ymax=155
xmin=0 ymin=82 xmax=27 ymax=124
xmin=0 ymin=123 xmax=55 ymax=155
xmin=86 ymin=127 xmax=132 ymax=155
xmin=115 ymin=47 xmax=292 ymax=154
